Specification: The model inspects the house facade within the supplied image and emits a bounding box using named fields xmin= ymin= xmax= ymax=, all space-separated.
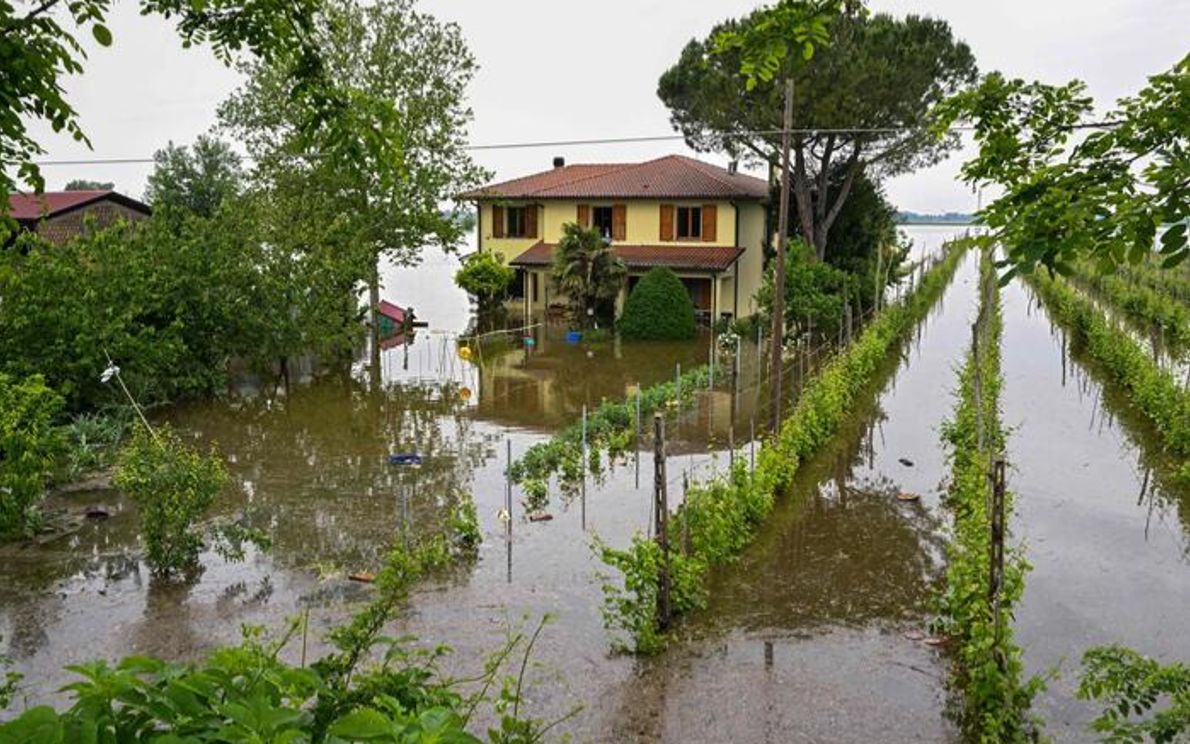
xmin=463 ymin=155 xmax=769 ymax=323
xmin=6 ymin=190 xmax=151 ymax=245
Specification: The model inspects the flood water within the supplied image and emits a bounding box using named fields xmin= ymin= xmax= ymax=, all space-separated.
xmin=4 ymin=226 xmax=1188 ymax=742
xmin=1002 ymin=280 xmax=1190 ymax=741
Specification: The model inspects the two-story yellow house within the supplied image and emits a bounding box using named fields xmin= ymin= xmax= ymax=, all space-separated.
xmin=463 ymin=155 xmax=769 ymax=324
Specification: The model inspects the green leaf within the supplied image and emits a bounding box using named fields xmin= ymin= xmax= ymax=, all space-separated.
xmin=0 ymin=706 xmax=65 ymax=743
xmin=328 ymin=708 xmax=394 ymax=740
xmin=91 ymin=24 xmax=113 ymax=47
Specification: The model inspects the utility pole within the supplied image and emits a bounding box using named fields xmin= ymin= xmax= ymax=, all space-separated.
xmin=769 ymin=77 xmax=794 ymax=433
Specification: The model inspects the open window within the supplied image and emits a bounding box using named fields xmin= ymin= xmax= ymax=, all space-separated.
xmin=676 ymin=206 xmax=702 ymax=240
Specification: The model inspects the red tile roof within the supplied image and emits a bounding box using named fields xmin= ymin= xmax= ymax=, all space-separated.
xmin=8 ymin=190 xmax=115 ymax=220
xmin=462 ymin=155 xmax=768 ymax=201
xmin=510 ymin=241 xmax=744 ymax=272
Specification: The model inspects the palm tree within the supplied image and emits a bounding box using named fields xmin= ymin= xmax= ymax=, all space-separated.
xmin=550 ymin=222 xmax=626 ymax=329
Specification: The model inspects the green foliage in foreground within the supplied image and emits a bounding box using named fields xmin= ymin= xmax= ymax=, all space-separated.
xmin=0 ymin=534 xmax=549 ymax=743
xmin=618 ymin=267 xmax=696 ymax=341
xmin=508 ymin=365 xmax=716 ymax=511
xmin=114 ymin=424 xmax=231 ymax=579
xmin=936 ymin=249 xmax=1040 ymax=742
xmin=597 ymin=242 xmax=967 ymax=654
xmin=1030 ymin=272 xmax=1190 ymax=484
xmin=0 ymin=374 xmax=63 ymax=539
xmin=1079 ymin=645 xmax=1190 ymax=743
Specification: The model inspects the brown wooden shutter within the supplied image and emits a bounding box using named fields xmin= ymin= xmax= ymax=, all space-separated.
xmin=702 ymin=204 xmax=717 ymax=242
xmin=492 ymin=205 xmax=505 ymax=238
xmin=612 ymin=204 xmax=627 ymax=241
xmin=660 ymin=204 xmax=675 ymax=242
xmin=577 ymin=204 xmax=591 ymax=227
xmin=524 ymin=204 xmax=538 ymax=239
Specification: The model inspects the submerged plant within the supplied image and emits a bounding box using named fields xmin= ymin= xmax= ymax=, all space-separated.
xmin=115 ymin=424 xmax=230 ymax=579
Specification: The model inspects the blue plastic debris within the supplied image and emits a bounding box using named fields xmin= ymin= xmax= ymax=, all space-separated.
xmin=565 ymin=331 xmax=582 ymax=344
xmin=523 ymin=336 xmax=536 ymax=347
xmin=388 ymin=453 xmax=423 ymax=467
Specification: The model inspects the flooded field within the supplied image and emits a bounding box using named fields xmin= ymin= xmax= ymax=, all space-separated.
xmin=3 ymin=226 xmax=1188 ymax=742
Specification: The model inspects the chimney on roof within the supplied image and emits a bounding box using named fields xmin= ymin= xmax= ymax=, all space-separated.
xmin=553 ymin=156 xmax=565 ymax=169
xmin=727 ymin=160 xmax=739 ymax=175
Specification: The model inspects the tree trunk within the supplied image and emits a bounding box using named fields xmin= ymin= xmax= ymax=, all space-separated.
xmin=769 ymin=78 xmax=794 ymax=433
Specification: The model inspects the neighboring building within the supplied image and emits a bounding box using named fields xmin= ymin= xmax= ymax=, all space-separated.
xmin=6 ymin=190 xmax=151 ymax=244
xmin=463 ymin=155 xmax=770 ymax=323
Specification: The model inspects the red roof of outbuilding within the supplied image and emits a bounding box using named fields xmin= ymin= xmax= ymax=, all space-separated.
xmin=509 ymin=241 xmax=744 ymax=272
xmin=462 ymin=155 xmax=768 ymax=201
xmin=7 ymin=190 xmax=151 ymax=221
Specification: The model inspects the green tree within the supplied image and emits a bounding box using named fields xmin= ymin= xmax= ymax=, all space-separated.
xmin=662 ymin=1 xmax=977 ymax=260
xmin=0 ymin=373 xmax=63 ymax=538
xmin=550 ymin=223 xmax=626 ymax=329
xmin=143 ymin=135 xmax=243 ymax=217
xmin=63 ymin=179 xmax=114 ymax=191
xmin=935 ymin=54 xmax=1188 ymax=276
xmin=756 ymin=240 xmax=856 ymax=340
xmin=0 ymin=0 xmax=340 ymax=220
xmin=219 ymin=0 xmax=487 ymax=375
xmin=455 ymin=251 xmax=515 ymax=316
xmin=619 ymin=267 xmax=696 ymax=341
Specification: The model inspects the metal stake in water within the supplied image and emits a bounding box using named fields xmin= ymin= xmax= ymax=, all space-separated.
xmin=635 ymin=385 xmax=642 ymax=489
xmin=749 ymin=416 xmax=756 ymax=472
xmin=709 ymin=333 xmax=715 ymax=389
xmin=581 ymin=404 xmax=588 ymax=529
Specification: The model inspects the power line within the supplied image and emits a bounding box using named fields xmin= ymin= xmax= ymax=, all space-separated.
xmin=28 ymin=120 xmax=1124 ymax=167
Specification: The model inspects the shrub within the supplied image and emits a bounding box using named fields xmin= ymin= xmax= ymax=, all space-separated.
xmin=0 ymin=373 xmax=64 ymax=538
xmin=454 ymin=251 xmax=515 ymax=314
xmin=756 ymin=240 xmax=857 ymax=340
xmin=618 ymin=267 xmax=696 ymax=340
xmin=1079 ymin=645 xmax=1190 ymax=743
xmin=114 ymin=424 xmax=229 ymax=578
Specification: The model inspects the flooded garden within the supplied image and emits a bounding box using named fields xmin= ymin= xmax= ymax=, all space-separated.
xmin=4 ymin=223 xmax=1185 ymax=742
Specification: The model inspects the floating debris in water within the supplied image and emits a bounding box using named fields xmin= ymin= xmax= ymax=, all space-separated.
xmin=388 ymin=453 xmax=422 ymax=467
xmin=83 ymin=505 xmax=111 ymax=520
xmin=896 ymin=492 xmax=921 ymax=502
xmin=528 ymin=511 xmax=554 ymax=522
xmin=497 ymin=508 xmax=511 ymax=523
xmin=348 ymin=571 xmax=376 ymax=583
xmin=898 ymin=457 xmax=915 ymax=467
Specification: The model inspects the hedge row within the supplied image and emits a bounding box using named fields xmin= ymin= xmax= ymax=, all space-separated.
xmin=508 ymin=365 xmax=716 ymax=510
xmin=936 ymin=249 xmax=1040 ymax=742
xmin=1031 ymin=271 xmax=1190 ymax=484
xmin=597 ymin=242 xmax=969 ymax=654
xmin=1076 ymin=268 xmax=1190 ymax=354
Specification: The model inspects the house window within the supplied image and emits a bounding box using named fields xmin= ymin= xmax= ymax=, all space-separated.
xmin=592 ymin=206 xmax=614 ymax=240
xmin=505 ymin=206 xmax=527 ymax=238
xmin=676 ymin=206 xmax=702 ymax=240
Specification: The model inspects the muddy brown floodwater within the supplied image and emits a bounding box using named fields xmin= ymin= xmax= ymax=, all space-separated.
xmin=1002 ymin=280 xmax=1190 ymax=741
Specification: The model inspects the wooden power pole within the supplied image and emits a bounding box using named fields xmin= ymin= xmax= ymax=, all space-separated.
xmin=769 ymin=77 xmax=794 ymax=433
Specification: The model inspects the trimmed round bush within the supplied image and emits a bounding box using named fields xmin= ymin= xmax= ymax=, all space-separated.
xmin=619 ymin=267 xmax=696 ymax=340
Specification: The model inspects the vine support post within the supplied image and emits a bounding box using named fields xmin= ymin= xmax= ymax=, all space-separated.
xmin=581 ymin=404 xmax=588 ymax=530
xmin=653 ymin=414 xmax=671 ymax=631
xmin=709 ymin=332 xmax=715 ymax=390
xmin=505 ymin=438 xmax=513 ymax=530
xmin=635 ymin=385 xmax=642 ymax=490
xmin=749 ymin=416 xmax=756 ymax=473
xmin=988 ymin=455 xmax=1007 ymax=671
xmin=729 ymin=424 xmax=735 ymax=471
xmin=681 ymin=470 xmax=691 ymax=557
xmin=972 ymin=322 xmax=985 ymax=452
xmin=768 ymin=76 xmax=793 ymax=435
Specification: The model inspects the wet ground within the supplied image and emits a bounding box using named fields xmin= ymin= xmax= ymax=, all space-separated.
xmin=5 ymin=226 xmax=1188 ymax=742
xmin=1002 ymin=280 xmax=1190 ymax=741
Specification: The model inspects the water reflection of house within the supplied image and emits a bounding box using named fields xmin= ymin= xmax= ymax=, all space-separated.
xmin=462 ymin=155 xmax=769 ymax=324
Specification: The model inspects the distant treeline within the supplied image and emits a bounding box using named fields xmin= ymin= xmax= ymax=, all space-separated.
xmin=896 ymin=210 xmax=976 ymax=225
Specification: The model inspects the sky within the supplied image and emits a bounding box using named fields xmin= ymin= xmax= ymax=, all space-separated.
xmin=26 ymin=0 xmax=1190 ymax=213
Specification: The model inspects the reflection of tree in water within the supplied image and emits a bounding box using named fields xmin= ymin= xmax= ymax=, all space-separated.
xmin=171 ymin=377 xmax=496 ymax=571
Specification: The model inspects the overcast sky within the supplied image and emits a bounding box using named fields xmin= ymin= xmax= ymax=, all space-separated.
xmin=27 ymin=0 xmax=1189 ymax=212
